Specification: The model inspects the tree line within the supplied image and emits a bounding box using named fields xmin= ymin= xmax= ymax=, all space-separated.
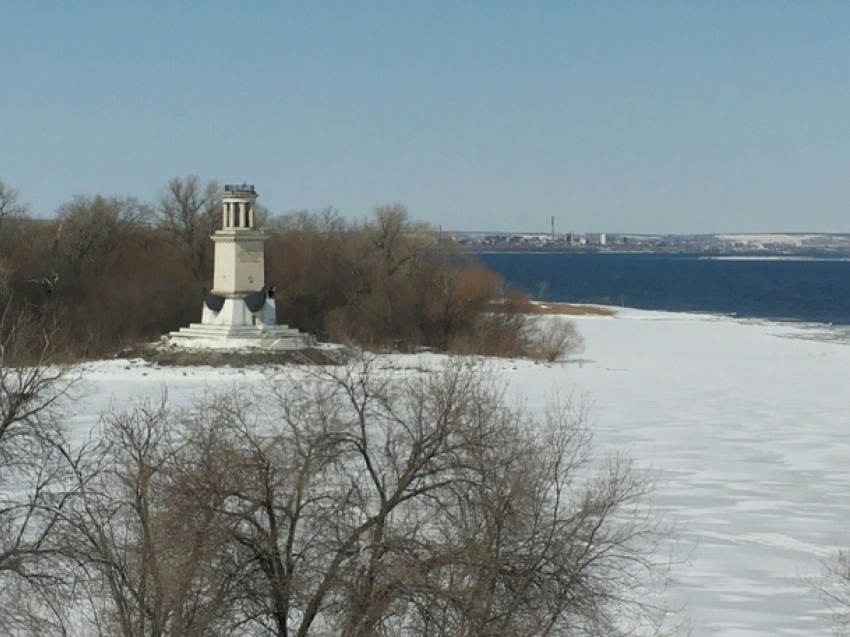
xmin=0 ymin=176 xmax=580 ymax=362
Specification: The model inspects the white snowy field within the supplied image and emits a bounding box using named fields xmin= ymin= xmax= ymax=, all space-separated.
xmin=71 ymin=308 xmax=850 ymax=636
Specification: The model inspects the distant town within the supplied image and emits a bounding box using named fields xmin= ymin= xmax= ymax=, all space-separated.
xmin=450 ymin=230 xmax=850 ymax=256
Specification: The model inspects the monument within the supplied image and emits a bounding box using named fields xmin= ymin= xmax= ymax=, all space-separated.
xmin=168 ymin=184 xmax=312 ymax=349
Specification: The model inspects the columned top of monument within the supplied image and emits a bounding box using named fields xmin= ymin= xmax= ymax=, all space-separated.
xmin=221 ymin=184 xmax=259 ymax=231
xmin=224 ymin=183 xmax=257 ymax=196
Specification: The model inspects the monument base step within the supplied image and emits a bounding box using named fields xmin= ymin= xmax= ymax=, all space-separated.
xmin=167 ymin=323 xmax=314 ymax=350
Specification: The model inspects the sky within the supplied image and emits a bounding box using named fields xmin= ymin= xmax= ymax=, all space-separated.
xmin=2 ymin=2 xmax=849 ymax=234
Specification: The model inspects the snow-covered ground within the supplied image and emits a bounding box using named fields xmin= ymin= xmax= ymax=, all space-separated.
xmin=72 ymin=308 xmax=850 ymax=636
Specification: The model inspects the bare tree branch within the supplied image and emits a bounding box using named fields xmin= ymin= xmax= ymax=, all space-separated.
xmin=157 ymin=176 xmax=221 ymax=281
xmin=0 ymin=302 xmax=79 ymax=636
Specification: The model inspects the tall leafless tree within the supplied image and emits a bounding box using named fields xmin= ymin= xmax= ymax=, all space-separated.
xmin=60 ymin=394 xmax=250 ymax=637
xmin=4 ymin=353 xmax=680 ymax=636
xmin=0 ymin=179 xmax=29 ymax=234
xmin=87 ymin=356 xmax=678 ymax=637
xmin=55 ymin=195 xmax=152 ymax=278
xmin=157 ymin=176 xmax=221 ymax=281
xmin=0 ymin=179 xmax=31 ymax=259
xmin=0 ymin=302 xmax=78 ymax=635
xmin=815 ymin=550 xmax=850 ymax=635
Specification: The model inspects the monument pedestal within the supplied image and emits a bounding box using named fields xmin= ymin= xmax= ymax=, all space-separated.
xmin=168 ymin=323 xmax=312 ymax=350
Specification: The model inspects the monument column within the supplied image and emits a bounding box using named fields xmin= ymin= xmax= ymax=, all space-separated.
xmin=210 ymin=184 xmax=264 ymax=299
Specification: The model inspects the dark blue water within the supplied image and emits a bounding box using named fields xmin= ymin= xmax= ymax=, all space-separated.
xmin=477 ymin=253 xmax=850 ymax=325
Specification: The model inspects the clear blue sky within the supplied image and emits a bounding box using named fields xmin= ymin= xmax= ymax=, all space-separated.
xmin=2 ymin=2 xmax=848 ymax=234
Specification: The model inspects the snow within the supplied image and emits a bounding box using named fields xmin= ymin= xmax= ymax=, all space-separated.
xmin=69 ymin=308 xmax=850 ymax=636
xmin=714 ymin=233 xmax=829 ymax=245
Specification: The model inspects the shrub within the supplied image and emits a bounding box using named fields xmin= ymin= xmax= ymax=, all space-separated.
xmin=527 ymin=316 xmax=585 ymax=362
xmin=267 ymin=205 xmax=537 ymax=356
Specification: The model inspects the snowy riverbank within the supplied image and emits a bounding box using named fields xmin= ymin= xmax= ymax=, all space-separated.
xmin=72 ymin=308 xmax=850 ymax=636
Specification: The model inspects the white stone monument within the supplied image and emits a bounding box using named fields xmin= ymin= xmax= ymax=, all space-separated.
xmin=168 ymin=184 xmax=312 ymax=350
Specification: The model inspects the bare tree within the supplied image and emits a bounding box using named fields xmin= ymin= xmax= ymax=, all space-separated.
xmin=0 ymin=179 xmax=29 ymax=233
xmin=425 ymin=262 xmax=508 ymax=349
xmin=55 ymin=195 xmax=152 ymax=278
xmin=157 ymin=176 xmax=221 ymax=280
xmin=46 ymin=356 xmax=679 ymax=636
xmin=527 ymin=316 xmax=586 ymax=363
xmin=0 ymin=179 xmax=31 ymax=259
xmin=815 ymin=550 xmax=850 ymax=635
xmin=0 ymin=302 xmax=78 ymax=635
xmin=342 ymin=205 xmax=442 ymax=346
xmin=62 ymin=395 xmax=244 ymax=637
xmin=156 ymin=356 xmax=682 ymax=636
xmin=369 ymin=204 xmax=414 ymax=275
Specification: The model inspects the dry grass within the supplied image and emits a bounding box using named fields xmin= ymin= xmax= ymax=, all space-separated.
xmin=117 ymin=345 xmax=351 ymax=367
xmin=530 ymin=303 xmax=614 ymax=317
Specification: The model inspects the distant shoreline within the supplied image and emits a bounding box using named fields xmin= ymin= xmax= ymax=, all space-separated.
xmin=530 ymin=302 xmax=614 ymax=317
xmin=469 ymin=248 xmax=850 ymax=260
